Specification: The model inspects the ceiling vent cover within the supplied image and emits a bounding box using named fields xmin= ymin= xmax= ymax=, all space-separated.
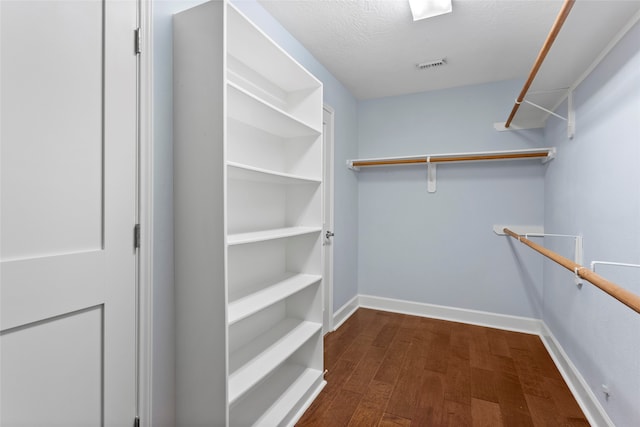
xmin=416 ymin=58 xmax=447 ymax=70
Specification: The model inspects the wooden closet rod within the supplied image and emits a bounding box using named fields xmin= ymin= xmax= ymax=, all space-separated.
xmin=504 ymin=0 xmax=576 ymax=128
xmin=503 ymin=228 xmax=640 ymax=314
xmin=352 ymin=152 xmax=549 ymax=168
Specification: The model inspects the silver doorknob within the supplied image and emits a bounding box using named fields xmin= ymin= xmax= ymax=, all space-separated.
xmin=325 ymin=231 xmax=335 ymax=239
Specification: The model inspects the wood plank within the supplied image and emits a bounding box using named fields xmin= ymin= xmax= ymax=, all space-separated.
xmin=385 ymin=342 xmax=427 ymax=419
xmin=442 ymin=400 xmax=472 ymax=426
xmin=510 ymin=347 xmax=550 ymax=399
xmin=343 ymin=344 xmax=388 ymax=393
xmin=379 ymin=412 xmax=412 ymax=427
xmin=313 ymin=389 xmax=363 ymax=427
xmin=346 ymin=380 xmax=394 ymax=427
xmin=297 ymin=359 xmax=356 ymax=424
xmin=503 ymin=329 xmax=536 ymax=351
xmin=485 ymin=328 xmax=511 ymax=357
xmin=372 ymin=321 xmax=401 ymax=348
xmin=492 ymin=355 xmax=535 ymax=427
xmin=543 ymin=377 xmax=588 ymax=422
xmin=444 ymin=354 xmax=471 ymax=405
xmin=340 ymin=334 xmax=375 ymax=363
xmin=469 ymin=327 xmax=493 ymax=370
xmin=373 ymin=334 xmax=412 ymax=385
xmin=471 ymin=398 xmax=503 ymax=427
xmin=449 ymin=322 xmax=471 ymax=360
xmin=423 ymin=330 xmax=451 ymax=374
xmin=524 ymin=393 xmax=562 ymax=426
xmin=470 ymin=367 xmax=498 ymax=403
xmin=527 ymin=336 xmax=563 ymax=380
xmin=411 ymin=370 xmax=445 ymax=426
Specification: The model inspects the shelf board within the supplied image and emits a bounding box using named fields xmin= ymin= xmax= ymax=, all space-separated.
xmin=227 ymin=5 xmax=321 ymax=94
xmin=227 ymin=82 xmax=321 ymax=138
xmin=229 ymin=273 xmax=322 ymax=325
xmin=227 ymin=226 xmax=321 ymax=246
xmin=227 ymin=162 xmax=321 ymax=185
xmin=230 ymin=364 xmax=324 ymax=426
xmin=228 ymin=318 xmax=322 ymax=405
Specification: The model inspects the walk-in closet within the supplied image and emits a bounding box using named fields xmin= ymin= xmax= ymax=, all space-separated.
xmin=167 ymin=0 xmax=640 ymax=426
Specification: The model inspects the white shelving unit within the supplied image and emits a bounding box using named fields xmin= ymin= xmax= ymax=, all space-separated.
xmin=174 ymin=2 xmax=324 ymax=426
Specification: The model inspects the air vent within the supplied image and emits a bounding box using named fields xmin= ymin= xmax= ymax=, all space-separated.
xmin=416 ymin=58 xmax=447 ymax=70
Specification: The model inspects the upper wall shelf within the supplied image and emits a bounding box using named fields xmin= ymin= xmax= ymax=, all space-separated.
xmin=496 ymin=0 xmax=640 ymax=133
xmin=347 ymin=147 xmax=555 ymax=193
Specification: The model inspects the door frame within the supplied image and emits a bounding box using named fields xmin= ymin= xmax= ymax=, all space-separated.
xmin=137 ymin=0 xmax=153 ymax=424
xmin=323 ymin=104 xmax=335 ymax=334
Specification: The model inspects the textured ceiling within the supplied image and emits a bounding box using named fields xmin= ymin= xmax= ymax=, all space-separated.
xmin=258 ymin=0 xmax=640 ymax=118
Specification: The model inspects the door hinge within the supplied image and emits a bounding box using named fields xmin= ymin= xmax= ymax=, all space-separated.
xmin=133 ymin=416 xmax=140 ymax=427
xmin=134 ymin=224 xmax=141 ymax=249
xmin=134 ymin=27 xmax=141 ymax=55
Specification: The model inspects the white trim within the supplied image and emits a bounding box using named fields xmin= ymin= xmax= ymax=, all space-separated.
xmin=333 ymin=294 xmax=613 ymax=426
xmin=322 ymin=104 xmax=335 ymax=335
xmin=332 ymin=295 xmax=359 ymax=331
xmin=539 ymin=324 xmax=614 ymax=427
xmin=137 ymin=0 xmax=154 ymax=425
xmin=358 ymin=294 xmax=543 ymax=335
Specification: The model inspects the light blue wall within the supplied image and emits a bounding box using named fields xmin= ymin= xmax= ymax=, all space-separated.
xmin=357 ymin=80 xmax=547 ymax=318
xmin=543 ymin=21 xmax=640 ymax=426
xmin=151 ymin=1 xmax=358 ymax=424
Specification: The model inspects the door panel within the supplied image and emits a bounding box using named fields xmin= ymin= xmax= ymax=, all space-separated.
xmin=0 ymin=1 xmax=138 ymax=425
xmin=1 ymin=307 xmax=103 ymax=426
xmin=1 ymin=0 xmax=104 ymax=261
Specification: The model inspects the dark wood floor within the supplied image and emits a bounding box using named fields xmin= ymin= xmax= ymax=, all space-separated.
xmin=297 ymin=308 xmax=588 ymax=426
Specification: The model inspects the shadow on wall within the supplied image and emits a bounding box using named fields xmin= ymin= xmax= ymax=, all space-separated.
xmin=507 ymin=238 xmax=543 ymax=316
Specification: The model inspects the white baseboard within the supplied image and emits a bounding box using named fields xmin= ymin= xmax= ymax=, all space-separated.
xmin=331 ymin=294 xmax=611 ymax=426
xmin=332 ymin=295 xmax=359 ymax=331
xmin=539 ymin=324 xmax=614 ymax=427
xmin=358 ymin=294 xmax=543 ymax=335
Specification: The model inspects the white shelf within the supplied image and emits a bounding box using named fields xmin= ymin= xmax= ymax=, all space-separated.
xmin=228 ymin=319 xmax=321 ymax=405
xmin=227 ymin=5 xmax=320 ymax=94
xmin=228 ymin=273 xmax=322 ymax=325
xmin=227 ymin=82 xmax=321 ymax=138
xmin=174 ymin=2 xmax=323 ymax=424
xmin=230 ymin=364 xmax=324 ymax=426
xmin=227 ymin=226 xmax=321 ymax=246
xmin=227 ymin=162 xmax=321 ymax=185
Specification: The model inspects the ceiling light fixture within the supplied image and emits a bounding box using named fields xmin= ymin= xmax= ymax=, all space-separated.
xmin=409 ymin=0 xmax=453 ymax=21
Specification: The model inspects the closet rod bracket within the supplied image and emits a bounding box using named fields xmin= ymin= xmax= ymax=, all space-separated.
xmin=426 ymin=157 xmax=436 ymax=193
xmin=591 ymin=261 xmax=640 ymax=272
xmin=525 ymin=232 xmax=583 ymax=286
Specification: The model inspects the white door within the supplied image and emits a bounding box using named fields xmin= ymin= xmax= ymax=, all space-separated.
xmin=322 ymin=105 xmax=335 ymax=334
xmin=1 ymin=1 xmax=138 ymax=426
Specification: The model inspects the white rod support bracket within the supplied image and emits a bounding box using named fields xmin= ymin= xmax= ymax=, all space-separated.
xmin=574 ymin=236 xmax=583 ymax=286
xmin=522 ymin=98 xmax=567 ymax=121
xmin=543 ymin=147 xmax=556 ymax=163
xmin=427 ymin=158 xmax=436 ymax=193
xmin=590 ymin=261 xmax=640 ymax=272
xmin=522 ymin=232 xmax=583 ymax=286
xmin=346 ymin=159 xmax=359 ymax=171
xmin=567 ymin=90 xmax=575 ymax=139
